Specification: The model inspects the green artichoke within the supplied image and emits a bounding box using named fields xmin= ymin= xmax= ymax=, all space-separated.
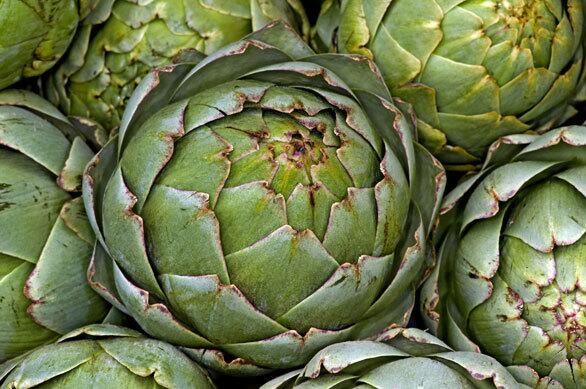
xmin=44 ymin=0 xmax=310 ymax=133
xmin=83 ymin=21 xmax=446 ymax=375
xmin=0 ymin=90 xmax=111 ymax=361
xmin=421 ymin=126 xmax=586 ymax=388
xmin=0 ymin=324 xmax=216 ymax=388
xmin=314 ymin=0 xmax=586 ymax=169
xmin=0 ymin=0 xmax=100 ymax=89
xmin=262 ymin=327 xmax=527 ymax=388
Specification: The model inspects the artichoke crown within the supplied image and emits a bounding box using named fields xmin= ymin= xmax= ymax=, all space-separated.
xmin=422 ymin=125 xmax=586 ymax=388
xmin=262 ymin=328 xmax=528 ymax=388
xmin=44 ymin=0 xmax=310 ymax=132
xmin=84 ymin=21 xmax=446 ymax=375
xmin=0 ymin=90 xmax=109 ymax=362
xmin=0 ymin=324 xmax=215 ymax=388
xmin=315 ymin=0 xmax=586 ymax=168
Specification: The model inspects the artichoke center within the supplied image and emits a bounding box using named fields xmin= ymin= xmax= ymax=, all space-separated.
xmin=269 ymin=129 xmax=325 ymax=183
xmin=215 ymin=109 xmax=349 ymax=201
xmin=485 ymin=0 xmax=546 ymax=46
xmin=557 ymin=294 xmax=586 ymax=339
xmin=499 ymin=0 xmax=530 ymax=20
xmin=526 ymin=283 xmax=586 ymax=353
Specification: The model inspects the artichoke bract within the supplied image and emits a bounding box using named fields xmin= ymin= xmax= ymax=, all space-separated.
xmin=0 ymin=90 xmax=111 ymax=361
xmin=83 ymin=21 xmax=446 ymax=375
xmin=314 ymin=0 xmax=586 ymax=169
xmin=262 ymin=328 xmax=527 ymax=389
xmin=421 ymin=126 xmax=586 ymax=388
xmin=0 ymin=324 xmax=216 ymax=388
xmin=44 ymin=0 xmax=309 ymax=133
xmin=0 ymin=0 xmax=99 ymax=89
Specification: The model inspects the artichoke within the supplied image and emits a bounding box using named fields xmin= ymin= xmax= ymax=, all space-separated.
xmin=262 ymin=327 xmax=526 ymax=389
xmin=0 ymin=324 xmax=216 ymax=388
xmin=0 ymin=90 xmax=111 ymax=361
xmin=421 ymin=126 xmax=586 ymax=388
xmin=314 ymin=0 xmax=586 ymax=169
xmin=0 ymin=0 xmax=100 ymax=89
xmin=44 ymin=0 xmax=310 ymax=133
xmin=83 ymin=21 xmax=446 ymax=375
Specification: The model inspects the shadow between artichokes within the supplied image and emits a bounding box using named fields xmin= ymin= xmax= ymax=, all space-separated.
xmin=0 ymin=324 xmax=215 ymax=388
xmin=44 ymin=0 xmax=310 ymax=134
xmin=82 ymin=21 xmax=446 ymax=376
xmin=421 ymin=126 xmax=586 ymax=388
xmin=313 ymin=0 xmax=586 ymax=170
xmin=261 ymin=327 xmax=529 ymax=388
xmin=0 ymin=90 xmax=111 ymax=362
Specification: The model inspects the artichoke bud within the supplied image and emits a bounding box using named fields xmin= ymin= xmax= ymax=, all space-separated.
xmin=422 ymin=125 xmax=586 ymax=387
xmin=99 ymin=80 xmax=410 ymax=370
xmin=0 ymin=324 xmax=215 ymax=388
xmin=44 ymin=0 xmax=310 ymax=133
xmin=262 ymin=328 xmax=528 ymax=388
xmin=0 ymin=0 xmax=83 ymax=89
xmin=84 ymin=21 xmax=446 ymax=375
xmin=463 ymin=173 xmax=586 ymax=378
xmin=315 ymin=0 xmax=586 ymax=168
xmin=0 ymin=90 xmax=110 ymax=362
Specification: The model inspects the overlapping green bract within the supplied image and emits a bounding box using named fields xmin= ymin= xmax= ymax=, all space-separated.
xmin=83 ymin=21 xmax=446 ymax=375
xmin=44 ymin=0 xmax=309 ymax=133
xmin=0 ymin=0 xmax=102 ymax=89
xmin=262 ymin=327 xmax=527 ymax=388
xmin=0 ymin=90 xmax=110 ymax=362
xmin=421 ymin=126 xmax=586 ymax=388
xmin=0 ymin=324 xmax=216 ymax=388
xmin=314 ymin=0 xmax=586 ymax=169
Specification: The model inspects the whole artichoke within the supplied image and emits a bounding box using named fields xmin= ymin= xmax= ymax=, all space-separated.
xmin=0 ymin=90 xmax=110 ymax=361
xmin=0 ymin=0 xmax=101 ymax=89
xmin=44 ymin=0 xmax=310 ymax=133
xmin=314 ymin=0 xmax=586 ymax=169
xmin=83 ymin=22 xmax=446 ymax=375
xmin=421 ymin=126 xmax=586 ymax=388
xmin=262 ymin=328 xmax=527 ymax=388
xmin=0 ymin=324 xmax=216 ymax=388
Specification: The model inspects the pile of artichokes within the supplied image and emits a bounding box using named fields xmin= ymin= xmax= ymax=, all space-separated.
xmin=0 ymin=1 xmax=584 ymax=388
